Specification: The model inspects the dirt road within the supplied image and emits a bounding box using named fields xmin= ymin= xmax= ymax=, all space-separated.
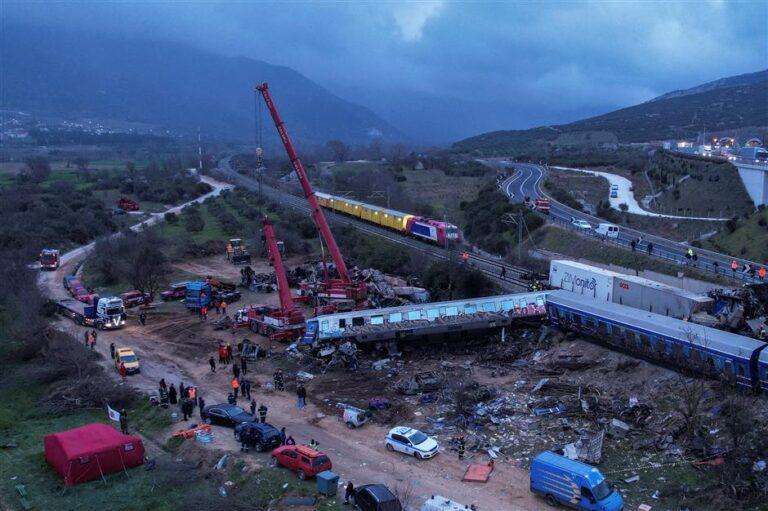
xmin=37 ymin=176 xmax=545 ymax=510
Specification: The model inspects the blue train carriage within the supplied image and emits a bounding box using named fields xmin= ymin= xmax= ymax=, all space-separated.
xmin=759 ymin=347 xmax=768 ymax=393
xmin=546 ymin=290 xmax=768 ymax=393
xmin=303 ymin=291 xmax=549 ymax=345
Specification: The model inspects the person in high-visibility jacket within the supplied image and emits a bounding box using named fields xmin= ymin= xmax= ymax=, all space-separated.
xmin=731 ymin=260 xmax=739 ymax=272
xmin=232 ymin=378 xmax=240 ymax=400
xmin=758 ymin=267 xmax=766 ymax=280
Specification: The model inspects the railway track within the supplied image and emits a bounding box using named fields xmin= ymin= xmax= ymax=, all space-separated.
xmin=216 ymin=163 xmax=533 ymax=291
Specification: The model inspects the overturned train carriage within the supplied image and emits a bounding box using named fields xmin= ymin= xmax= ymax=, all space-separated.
xmin=303 ymin=291 xmax=549 ymax=345
xmin=547 ymin=290 xmax=768 ymax=393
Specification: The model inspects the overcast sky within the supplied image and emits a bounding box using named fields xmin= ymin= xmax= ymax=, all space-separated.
xmin=5 ymin=0 xmax=767 ymax=138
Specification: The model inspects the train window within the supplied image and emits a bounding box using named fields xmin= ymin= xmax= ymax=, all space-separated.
xmin=427 ymin=309 xmax=439 ymax=320
xmin=370 ymin=315 xmax=384 ymax=325
xmin=572 ymin=314 xmax=582 ymax=324
xmin=482 ymin=302 xmax=495 ymax=312
xmin=464 ymin=304 xmax=477 ymax=314
xmin=501 ymin=300 xmax=514 ymax=311
xmin=321 ymin=320 xmax=329 ymax=331
xmin=439 ymin=307 xmax=447 ymax=316
xmin=446 ymin=306 xmax=458 ymax=316
xmin=639 ymin=334 xmax=650 ymax=351
xmin=585 ymin=317 xmax=596 ymax=328
xmin=338 ymin=318 xmax=346 ymax=328
xmin=406 ymin=310 xmax=421 ymax=320
xmin=737 ymin=364 xmax=745 ymax=377
xmin=352 ymin=317 xmax=364 ymax=327
xmin=536 ymin=296 xmax=545 ymax=307
xmin=389 ymin=312 xmax=403 ymax=323
xmin=723 ymin=360 xmax=734 ymax=375
xmin=706 ymin=357 xmax=716 ymax=373
xmin=597 ymin=321 xmax=608 ymax=335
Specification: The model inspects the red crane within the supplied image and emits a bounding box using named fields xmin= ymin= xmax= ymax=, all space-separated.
xmin=244 ymin=217 xmax=305 ymax=341
xmin=256 ymin=82 xmax=366 ymax=303
xmin=263 ymin=217 xmax=298 ymax=319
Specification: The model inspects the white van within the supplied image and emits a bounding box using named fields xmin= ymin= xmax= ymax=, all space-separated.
xmin=595 ymin=223 xmax=620 ymax=238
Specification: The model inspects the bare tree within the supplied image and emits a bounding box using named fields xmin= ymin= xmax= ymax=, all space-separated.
xmin=123 ymin=232 xmax=169 ymax=295
xmin=326 ymin=139 xmax=349 ymax=162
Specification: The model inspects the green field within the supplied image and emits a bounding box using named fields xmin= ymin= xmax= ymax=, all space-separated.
xmin=699 ymin=208 xmax=768 ymax=264
xmin=0 ymin=362 xmax=343 ymax=511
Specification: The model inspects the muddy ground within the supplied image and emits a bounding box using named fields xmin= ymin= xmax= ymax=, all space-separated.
xmin=41 ymin=248 xmax=768 ymax=510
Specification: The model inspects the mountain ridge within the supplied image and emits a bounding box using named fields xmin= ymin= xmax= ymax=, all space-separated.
xmin=1 ymin=23 xmax=401 ymax=145
xmin=453 ymin=70 xmax=768 ymax=154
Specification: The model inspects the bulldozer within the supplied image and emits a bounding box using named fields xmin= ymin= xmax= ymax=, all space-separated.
xmin=226 ymin=238 xmax=251 ymax=265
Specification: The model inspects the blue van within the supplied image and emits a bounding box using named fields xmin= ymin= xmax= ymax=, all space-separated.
xmin=184 ymin=282 xmax=211 ymax=311
xmin=530 ymin=451 xmax=623 ymax=510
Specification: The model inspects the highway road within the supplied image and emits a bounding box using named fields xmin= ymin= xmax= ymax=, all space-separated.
xmin=213 ymin=157 xmax=535 ymax=291
xmin=498 ymin=161 xmax=766 ymax=284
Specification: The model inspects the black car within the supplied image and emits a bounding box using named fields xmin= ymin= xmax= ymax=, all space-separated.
xmin=201 ymin=404 xmax=255 ymax=427
xmin=215 ymin=290 xmax=241 ymax=304
xmin=233 ymin=422 xmax=281 ymax=452
xmin=351 ymin=484 xmax=402 ymax=511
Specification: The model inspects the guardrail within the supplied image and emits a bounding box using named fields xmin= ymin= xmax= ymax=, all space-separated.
xmin=547 ymin=214 xmax=762 ymax=284
xmin=499 ymin=165 xmax=767 ymax=285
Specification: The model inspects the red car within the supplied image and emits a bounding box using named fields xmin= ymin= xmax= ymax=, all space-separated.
xmin=270 ymin=445 xmax=332 ymax=480
xmin=161 ymin=282 xmax=189 ymax=301
xmin=71 ymin=287 xmax=97 ymax=304
xmin=120 ymin=290 xmax=153 ymax=308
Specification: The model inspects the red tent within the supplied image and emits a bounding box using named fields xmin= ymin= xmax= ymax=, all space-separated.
xmin=44 ymin=423 xmax=145 ymax=486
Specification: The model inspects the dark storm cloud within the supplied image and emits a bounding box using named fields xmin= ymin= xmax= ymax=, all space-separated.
xmin=6 ymin=0 xmax=767 ymax=136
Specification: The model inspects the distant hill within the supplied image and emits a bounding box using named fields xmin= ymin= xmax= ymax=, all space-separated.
xmin=652 ymin=69 xmax=768 ymax=102
xmin=1 ymin=24 xmax=401 ymax=145
xmin=453 ymin=70 xmax=768 ymax=154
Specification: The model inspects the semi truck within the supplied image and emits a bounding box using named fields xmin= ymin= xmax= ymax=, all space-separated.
xmin=40 ymin=249 xmax=61 ymax=270
xmin=56 ymin=296 xmax=126 ymax=330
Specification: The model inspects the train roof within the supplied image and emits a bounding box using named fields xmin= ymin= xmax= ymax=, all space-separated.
xmin=311 ymin=291 xmax=549 ymax=323
xmin=315 ymin=191 xmax=411 ymax=219
xmin=548 ymin=290 xmax=766 ymax=358
xmin=614 ymin=274 xmax=710 ymax=302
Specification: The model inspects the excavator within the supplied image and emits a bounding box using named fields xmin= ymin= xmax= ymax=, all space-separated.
xmin=236 ymin=217 xmax=306 ymax=341
xmin=256 ymin=83 xmax=367 ymax=309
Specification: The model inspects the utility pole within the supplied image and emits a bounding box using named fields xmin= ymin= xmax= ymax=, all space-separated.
xmin=197 ymin=127 xmax=203 ymax=172
xmin=501 ymin=211 xmax=523 ymax=264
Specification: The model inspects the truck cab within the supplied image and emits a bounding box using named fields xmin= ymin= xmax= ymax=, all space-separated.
xmin=96 ymin=297 xmax=126 ymax=329
xmin=40 ymin=249 xmax=61 ymax=270
xmin=184 ymin=282 xmax=212 ymax=311
xmin=530 ymin=451 xmax=623 ymax=511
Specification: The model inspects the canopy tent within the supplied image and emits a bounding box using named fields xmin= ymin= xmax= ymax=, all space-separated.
xmin=44 ymin=423 xmax=144 ymax=486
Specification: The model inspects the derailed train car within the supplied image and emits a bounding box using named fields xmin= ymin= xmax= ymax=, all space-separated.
xmin=315 ymin=191 xmax=461 ymax=247
xmin=547 ymin=290 xmax=768 ymax=393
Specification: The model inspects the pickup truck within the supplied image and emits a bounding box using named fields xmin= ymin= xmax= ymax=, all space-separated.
xmin=120 ymin=290 xmax=153 ymax=308
xmin=161 ymin=282 xmax=189 ymax=301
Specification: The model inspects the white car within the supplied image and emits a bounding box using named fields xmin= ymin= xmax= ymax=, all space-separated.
xmin=385 ymin=426 xmax=439 ymax=459
xmin=570 ymin=217 xmax=592 ymax=230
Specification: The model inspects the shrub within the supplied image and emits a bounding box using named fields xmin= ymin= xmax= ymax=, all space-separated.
xmin=164 ymin=212 xmax=178 ymax=224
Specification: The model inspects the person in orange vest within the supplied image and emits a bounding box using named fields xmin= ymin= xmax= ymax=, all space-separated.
xmin=758 ymin=267 xmax=766 ymax=280
xmin=731 ymin=260 xmax=739 ymax=273
xmin=232 ymin=377 xmax=240 ymax=401
xmin=188 ymin=386 xmax=197 ymax=408
xmin=221 ymin=301 xmax=228 ymax=315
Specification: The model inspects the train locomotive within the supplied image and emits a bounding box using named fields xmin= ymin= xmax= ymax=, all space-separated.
xmin=315 ymin=191 xmax=461 ymax=247
xmin=547 ymin=290 xmax=768 ymax=394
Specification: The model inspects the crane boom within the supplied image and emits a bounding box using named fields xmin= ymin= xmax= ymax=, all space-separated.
xmin=262 ymin=217 xmax=295 ymax=316
xmin=255 ymin=82 xmax=351 ymax=284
